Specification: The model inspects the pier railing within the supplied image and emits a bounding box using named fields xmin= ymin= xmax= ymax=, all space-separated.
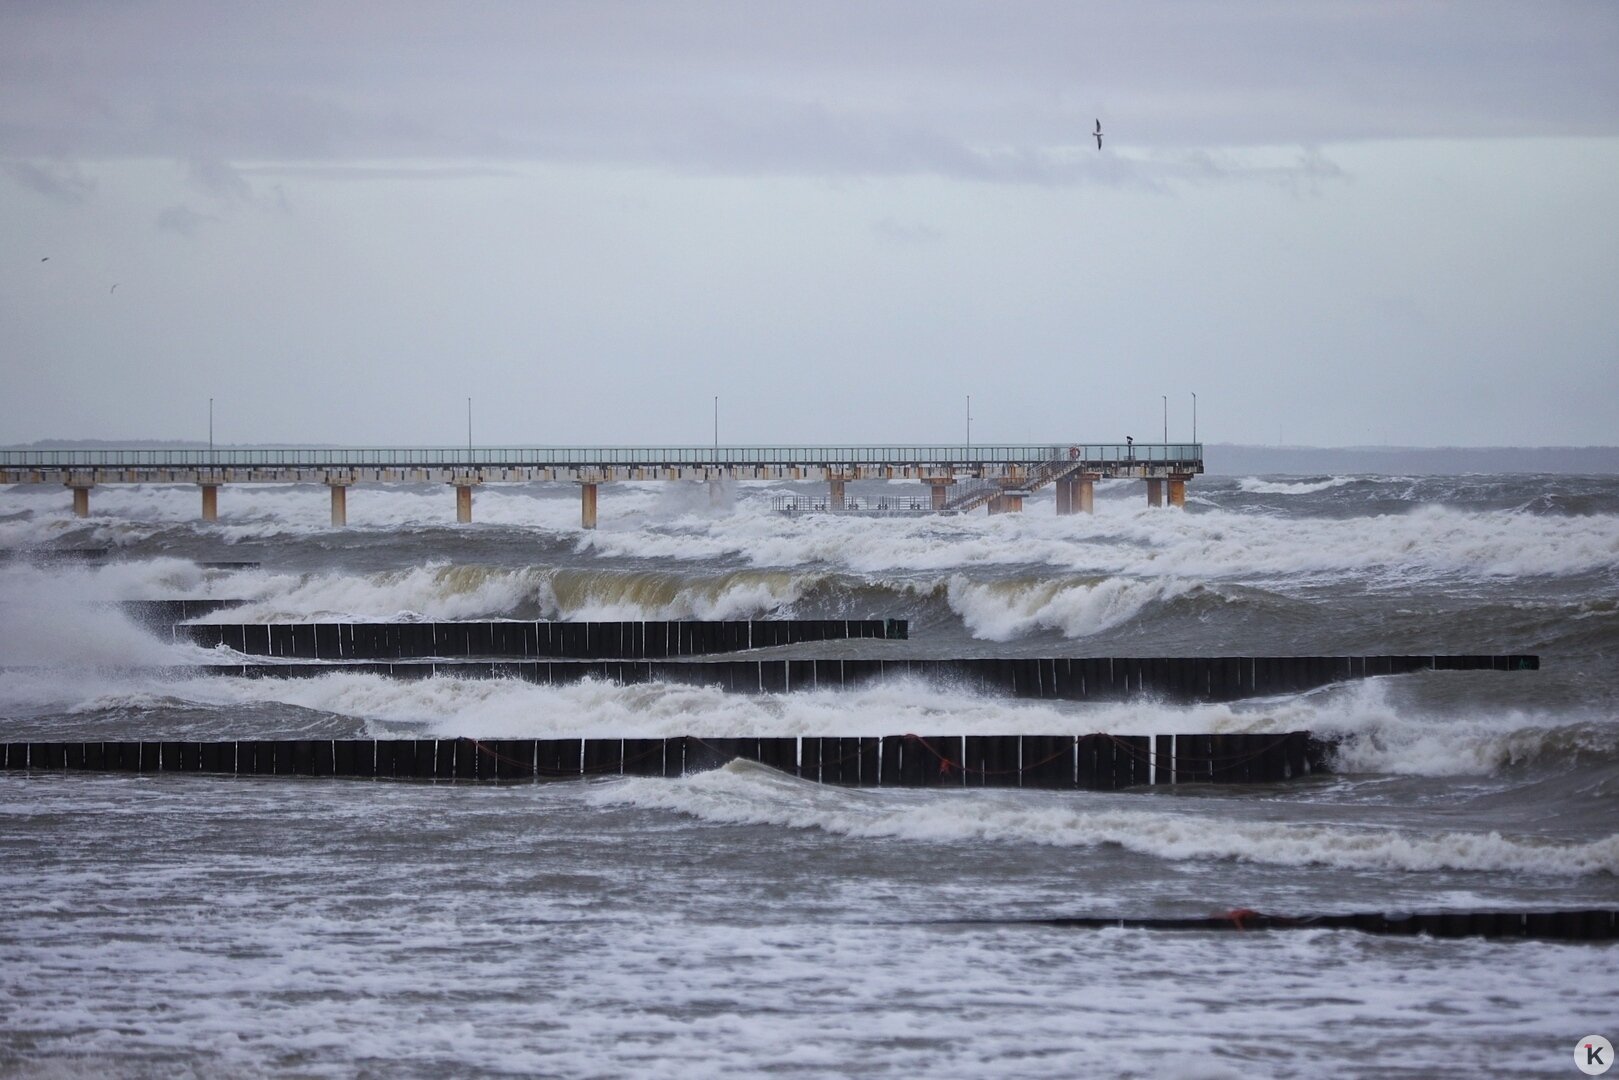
xmin=772 ymin=495 xmax=935 ymax=515
xmin=1 ymin=443 xmax=1203 ymax=469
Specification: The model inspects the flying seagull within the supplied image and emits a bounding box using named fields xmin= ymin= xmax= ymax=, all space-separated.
xmin=1094 ymin=119 xmax=1103 ymax=150
xmin=40 ymin=256 xmax=48 ymax=262
xmin=110 ymin=283 xmax=118 ymax=294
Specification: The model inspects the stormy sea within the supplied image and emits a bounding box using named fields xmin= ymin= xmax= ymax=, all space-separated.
xmin=1 ymin=472 xmax=1615 ymax=1078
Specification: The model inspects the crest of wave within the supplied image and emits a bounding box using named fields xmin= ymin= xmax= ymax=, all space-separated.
xmin=942 ymin=573 xmax=1200 ymax=640
xmin=594 ymin=760 xmax=1619 ymax=875
xmin=1236 ymin=476 xmax=1357 ymax=495
xmin=1309 ymin=680 xmax=1619 ymax=777
xmin=29 ymin=671 xmax=1282 ymax=739
xmin=192 ymin=564 xmax=818 ymax=623
xmin=0 ymin=482 xmax=608 ymax=544
xmin=196 ymin=563 xmax=554 ymax=622
xmin=582 ymin=496 xmax=1619 ymax=582
xmin=546 ymin=567 xmax=814 ymax=621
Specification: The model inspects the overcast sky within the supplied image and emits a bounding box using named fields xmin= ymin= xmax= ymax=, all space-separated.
xmin=3 ymin=1 xmax=1616 ymax=447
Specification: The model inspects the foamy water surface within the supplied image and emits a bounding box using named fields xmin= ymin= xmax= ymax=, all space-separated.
xmin=2 ymin=472 xmax=1616 ymax=1076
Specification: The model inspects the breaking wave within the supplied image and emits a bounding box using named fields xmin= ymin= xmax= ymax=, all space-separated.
xmin=596 ymin=760 xmax=1619 ymax=876
xmin=5 ymin=481 xmax=1617 ymax=587
xmin=4 ymin=669 xmax=1613 ymax=783
xmin=1236 ymin=476 xmax=1358 ymax=495
xmin=941 ymin=574 xmax=1205 ymax=640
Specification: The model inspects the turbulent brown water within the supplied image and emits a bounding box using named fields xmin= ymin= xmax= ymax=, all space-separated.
xmin=1 ymin=473 xmax=1616 ymax=1077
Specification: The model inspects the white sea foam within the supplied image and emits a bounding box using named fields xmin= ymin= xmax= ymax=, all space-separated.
xmin=598 ymin=760 xmax=1619 ymax=875
xmin=203 ymin=563 xmax=820 ymax=623
xmin=5 ymin=481 xmax=1615 ymax=587
xmin=0 ymin=554 xmax=823 ymax=625
xmin=2 ymin=772 xmax=1610 ymax=1079
xmin=1312 ymin=680 xmax=1619 ymax=777
xmin=0 ymin=480 xmax=613 ymax=546
xmin=0 ymin=652 xmax=1322 ymax=736
xmin=577 ymin=494 xmax=1619 ymax=584
xmin=1237 ymin=476 xmax=1358 ymax=495
xmin=0 ymin=671 xmax=1182 ymax=738
xmin=4 ymin=663 xmax=1608 ymax=794
xmin=3 ymin=471 xmax=1613 ymax=1080
xmin=942 ymin=573 xmax=1202 ymax=640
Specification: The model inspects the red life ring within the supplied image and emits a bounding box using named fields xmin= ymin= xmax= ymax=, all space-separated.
xmin=1068 ymin=445 xmax=1080 ymax=460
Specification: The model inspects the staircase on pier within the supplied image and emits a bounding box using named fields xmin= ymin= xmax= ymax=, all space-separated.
xmin=941 ymin=451 xmax=1089 ymax=513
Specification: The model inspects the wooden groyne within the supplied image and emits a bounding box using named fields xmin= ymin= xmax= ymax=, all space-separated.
xmin=2 ymin=553 xmax=258 ymax=569
xmin=963 ymin=910 xmax=1619 ymax=941
xmin=110 ymin=605 xmax=1538 ymax=701
xmin=119 ymin=599 xmax=248 ymax=622
xmin=0 ymin=731 xmax=1331 ymax=788
xmin=156 ymin=653 xmax=1538 ymax=703
xmin=160 ymin=617 xmax=910 ymax=659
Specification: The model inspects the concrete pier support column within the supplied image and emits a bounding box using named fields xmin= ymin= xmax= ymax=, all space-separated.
xmin=580 ymin=483 xmax=598 ymax=530
xmin=1077 ymin=475 xmax=1096 ymax=514
xmin=829 ymin=477 xmax=846 ymax=511
xmin=987 ymin=492 xmax=1024 ymax=515
xmin=1055 ymin=477 xmax=1074 ymax=516
xmin=328 ymin=483 xmax=349 ymax=527
xmin=67 ymin=483 xmax=91 ymax=518
xmin=454 ymin=484 xmax=475 ymax=524
xmin=1147 ymin=478 xmax=1164 ymax=508
xmin=922 ymin=476 xmax=954 ymax=512
xmin=1168 ymin=475 xmax=1188 ymax=508
xmin=200 ymin=484 xmax=219 ymax=522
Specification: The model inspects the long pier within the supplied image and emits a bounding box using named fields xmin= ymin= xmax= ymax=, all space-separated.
xmin=1 ymin=443 xmax=1204 ymax=527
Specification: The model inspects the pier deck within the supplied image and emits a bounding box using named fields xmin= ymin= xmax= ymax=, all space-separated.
xmin=2 ymin=442 xmax=1204 ymax=525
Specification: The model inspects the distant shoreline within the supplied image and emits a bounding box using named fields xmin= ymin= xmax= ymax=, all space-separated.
xmin=1204 ymin=444 xmax=1619 ymax=475
xmin=6 ymin=440 xmax=1617 ymax=475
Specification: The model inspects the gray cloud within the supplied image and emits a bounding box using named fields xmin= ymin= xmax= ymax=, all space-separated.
xmin=1 ymin=2 xmax=1613 ymax=450
xmin=238 ymin=164 xmax=519 ymax=182
xmin=872 ymin=217 xmax=944 ymax=245
xmin=3 ymin=159 xmax=95 ymax=204
xmin=0 ymin=2 xmax=1611 ymax=183
xmin=154 ymin=204 xmax=217 ymax=236
xmin=185 ymin=158 xmax=254 ymax=201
